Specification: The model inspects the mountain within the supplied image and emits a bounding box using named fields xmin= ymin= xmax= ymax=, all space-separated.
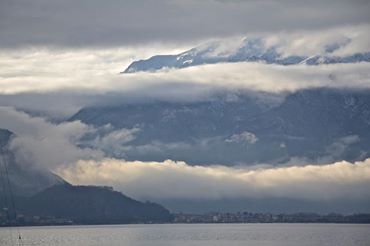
xmin=21 ymin=184 xmax=172 ymax=224
xmin=122 ymin=38 xmax=370 ymax=73
xmin=70 ymin=88 xmax=370 ymax=165
xmin=0 ymin=129 xmax=172 ymax=224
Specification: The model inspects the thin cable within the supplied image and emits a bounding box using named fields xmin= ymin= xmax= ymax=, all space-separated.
xmin=0 ymin=153 xmax=14 ymax=246
xmin=3 ymin=155 xmax=23 ymax=246
xmin=0 ymin=151 xmax=23 ymax=246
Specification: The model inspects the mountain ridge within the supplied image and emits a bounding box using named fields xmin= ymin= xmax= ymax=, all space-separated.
xmin=122 ymin=37 xmax=370 ymax=73
xmin=0 ymin=129 xmax=172 ymax=224
xmin=70 ymin=88 xmax=370 ymax=166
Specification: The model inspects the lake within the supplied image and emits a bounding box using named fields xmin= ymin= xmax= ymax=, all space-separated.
xmin=1 ymin=224 xmax=369 ymax=246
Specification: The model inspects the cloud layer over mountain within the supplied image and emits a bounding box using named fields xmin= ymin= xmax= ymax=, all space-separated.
xmin=0 ymin=23 xmax=369 ymax=117
xmin=0 ymin=107 xmax=103 ymax=169
xmin=2 ymin=54 xmax=369 ymax=95
xmin=59 ymin=158 xmax=370 ymax=201
xmin=1 ymin=107 xmax=370 ymax=204
xmin=1 ymin=50 xmax=369 ymax=116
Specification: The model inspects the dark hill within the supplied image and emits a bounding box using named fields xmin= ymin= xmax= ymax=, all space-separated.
xmin=22 ymin=184 xmax=172 ymax=224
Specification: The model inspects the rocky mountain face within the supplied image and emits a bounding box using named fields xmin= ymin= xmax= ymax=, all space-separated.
xmin=122 ymin=38 xmax=370 ymax=73
xmin=71 ymin=88 xmax=370 ymax=165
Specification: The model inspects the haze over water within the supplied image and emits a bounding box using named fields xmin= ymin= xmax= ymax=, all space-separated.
xmin=1 ymin=224 xmax=370 ymax=246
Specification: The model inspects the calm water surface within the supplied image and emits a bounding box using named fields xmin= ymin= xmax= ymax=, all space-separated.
xmin=1 ymin=224 xmax=369 ymax=246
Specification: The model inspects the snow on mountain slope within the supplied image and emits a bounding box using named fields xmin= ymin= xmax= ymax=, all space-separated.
xmin=123 ymin=37 xmax=370 ymax=73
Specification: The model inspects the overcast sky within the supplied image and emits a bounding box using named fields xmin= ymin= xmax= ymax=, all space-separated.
xmin=0 ymin=0 xmax=369 ymax=114
xmin=0 ymin=0 xmax=369 ymax=48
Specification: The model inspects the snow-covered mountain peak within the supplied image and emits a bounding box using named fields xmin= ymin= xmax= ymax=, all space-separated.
xmin=122 ymin=35 xmax=370 ymax=73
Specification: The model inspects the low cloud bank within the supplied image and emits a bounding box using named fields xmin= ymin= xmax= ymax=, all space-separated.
xmin=59 ymin=158 xmax=370 ymax=201
xmin=1 ymin=50 xmax=370 ymax=95
xmin=1 ymin=107 xmax=370 ymax=202
xmin=1 ymin=25 xmax=370 ymax=115
xmin=0 ymin=107 xmax=103 ymax=168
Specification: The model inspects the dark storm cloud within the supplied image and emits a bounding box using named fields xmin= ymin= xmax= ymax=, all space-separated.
xmin=0 ymin=0 xmax=369 ymax=48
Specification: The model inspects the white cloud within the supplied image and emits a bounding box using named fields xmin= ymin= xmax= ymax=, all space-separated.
xmin=0 ymin=107 xmax=103 ymax=169
xmin=0 ymin=25 xmax=369 ymax=100
xmin=0 ymin=45 xmax=188 ymax=95
xmin=1 ymin=51 xmax=369 ymax=96
xmin=262 ymin=25 xmax=370 ymax=57
xmin=226 ymin=131 xmax=258 ymax=144
xmin=149 ymin=62 xmax=370 ymax=93
xmin=95 ymin=127 xmax=140 ymax=146
xmin=83 ymin=125 xmax=141 ymax=157
xmin=59 ymin=158 xmax=370 ymax=201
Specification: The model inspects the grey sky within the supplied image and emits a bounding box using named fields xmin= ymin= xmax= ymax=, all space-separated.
xmin=1 ymin=0 xmax=369 ymax=48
